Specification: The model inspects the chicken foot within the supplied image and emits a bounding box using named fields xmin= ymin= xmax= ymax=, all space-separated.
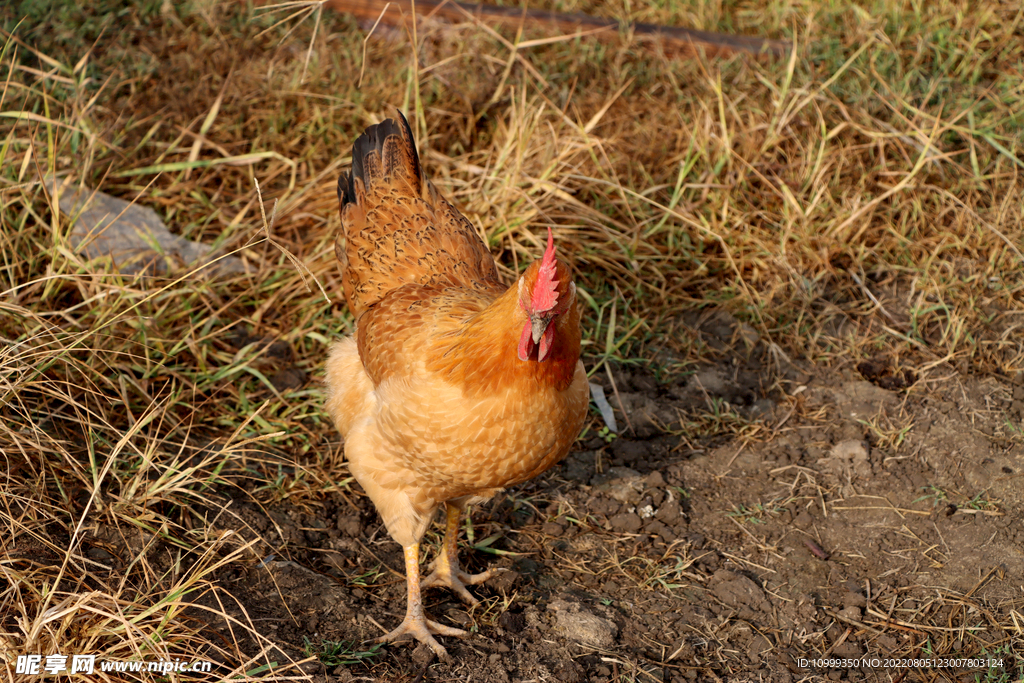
xmin=421 ymin=502 xmax=498 ymax=605
xmin=378 ymin=542 xmax=467 ymax=658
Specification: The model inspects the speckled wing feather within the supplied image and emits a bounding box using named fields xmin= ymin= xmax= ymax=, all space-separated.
xmin=336 ymin=109 xmax=500 ymax=320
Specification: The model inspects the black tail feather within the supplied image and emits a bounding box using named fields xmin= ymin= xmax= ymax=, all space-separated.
xmin=338 ymin=108 xmax=421 ymax=212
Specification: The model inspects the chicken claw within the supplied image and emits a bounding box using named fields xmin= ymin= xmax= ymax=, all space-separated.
xmin=381 ymin=542 xmax=467 ymax=659
xmin=422 ymin=565 xmax=496 ymax=607
xmin=377 ymin=613 xmax=467 ymax=659
xmin=422 ymin=502 xmax=501 ymax=605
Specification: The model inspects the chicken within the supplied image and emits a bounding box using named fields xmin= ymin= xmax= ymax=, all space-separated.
xmin=324 ymin=109 xmax=588 ymax=658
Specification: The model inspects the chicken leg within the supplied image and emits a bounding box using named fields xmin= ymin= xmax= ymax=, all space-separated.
xmin=422 ymin=502 xmax=498 ymax=605
xmin=377 ymin=542 xmax=468 ymax=658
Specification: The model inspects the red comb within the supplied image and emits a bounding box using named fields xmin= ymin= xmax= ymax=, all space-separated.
xmin=531 ymin=227 xmax=559 ymax=312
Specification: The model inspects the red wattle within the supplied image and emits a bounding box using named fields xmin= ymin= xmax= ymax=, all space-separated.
xmin=518 ymin=323 xmax=534 ymax=361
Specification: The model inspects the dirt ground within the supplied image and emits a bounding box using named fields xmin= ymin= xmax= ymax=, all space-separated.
xmin=4 ymin=5 xmax=1023 ymax=680
xmin=166 ymin=310 xmax=1023 ymax=682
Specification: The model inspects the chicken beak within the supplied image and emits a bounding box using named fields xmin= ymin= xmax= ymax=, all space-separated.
xmin=530 ymin=314 xmax=551 ymax=344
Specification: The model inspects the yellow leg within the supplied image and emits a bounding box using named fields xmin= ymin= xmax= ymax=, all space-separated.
xmin=421 ymin=502 xmax=498 ymax=605
xmin=377 ymin=542 xmax=466 ymax=658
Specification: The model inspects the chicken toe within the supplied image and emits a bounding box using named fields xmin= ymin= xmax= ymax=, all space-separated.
xmin=422 ymin=561 xmax=497 ymax=606
xmin=422 ymin=502 xmax=502 ymax=606
xmin=377 ymin=613 xmax=466 ymax=659
xmin=380 ymin=542 xmax=467 ymax=659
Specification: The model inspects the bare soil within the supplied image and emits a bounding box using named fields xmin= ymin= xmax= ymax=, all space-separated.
xmin=5 ymin=2 xmax=1024 ymax=681
xmin=169 ymin=311 xmax=1023 ymax=681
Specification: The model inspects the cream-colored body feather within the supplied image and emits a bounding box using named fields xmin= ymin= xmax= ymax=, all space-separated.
xmin=325 ymin=336 xmax=586 ymax=547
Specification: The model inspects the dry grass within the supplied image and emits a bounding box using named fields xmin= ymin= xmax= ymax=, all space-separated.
xmin=1 ymin=0 xmax=1023 ymax=679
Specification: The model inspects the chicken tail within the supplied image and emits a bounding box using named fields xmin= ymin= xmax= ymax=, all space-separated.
xmin=334 ymin=108 xmax=501 ymax=319
xmin=337 ymin=107 xmax=422 ymax=215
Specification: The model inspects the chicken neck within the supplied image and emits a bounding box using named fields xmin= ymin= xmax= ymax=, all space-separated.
xmin=428 ymin=278 xmax=580 ymax=397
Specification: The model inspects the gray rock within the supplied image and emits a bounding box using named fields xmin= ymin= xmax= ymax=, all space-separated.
xmin=51 ymin=177 xmax=246 ymax=278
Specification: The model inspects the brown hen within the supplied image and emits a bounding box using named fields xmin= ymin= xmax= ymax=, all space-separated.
xmin=324 ymin=109 xmax=588 ymax=657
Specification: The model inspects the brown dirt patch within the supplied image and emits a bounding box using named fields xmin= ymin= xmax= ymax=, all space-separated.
xmin=169 ymin=311 xmax=1024 ymax=682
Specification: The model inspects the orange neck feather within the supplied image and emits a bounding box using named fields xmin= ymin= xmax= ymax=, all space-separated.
xmin=427 ymin=263 xmax=581 ymax=396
